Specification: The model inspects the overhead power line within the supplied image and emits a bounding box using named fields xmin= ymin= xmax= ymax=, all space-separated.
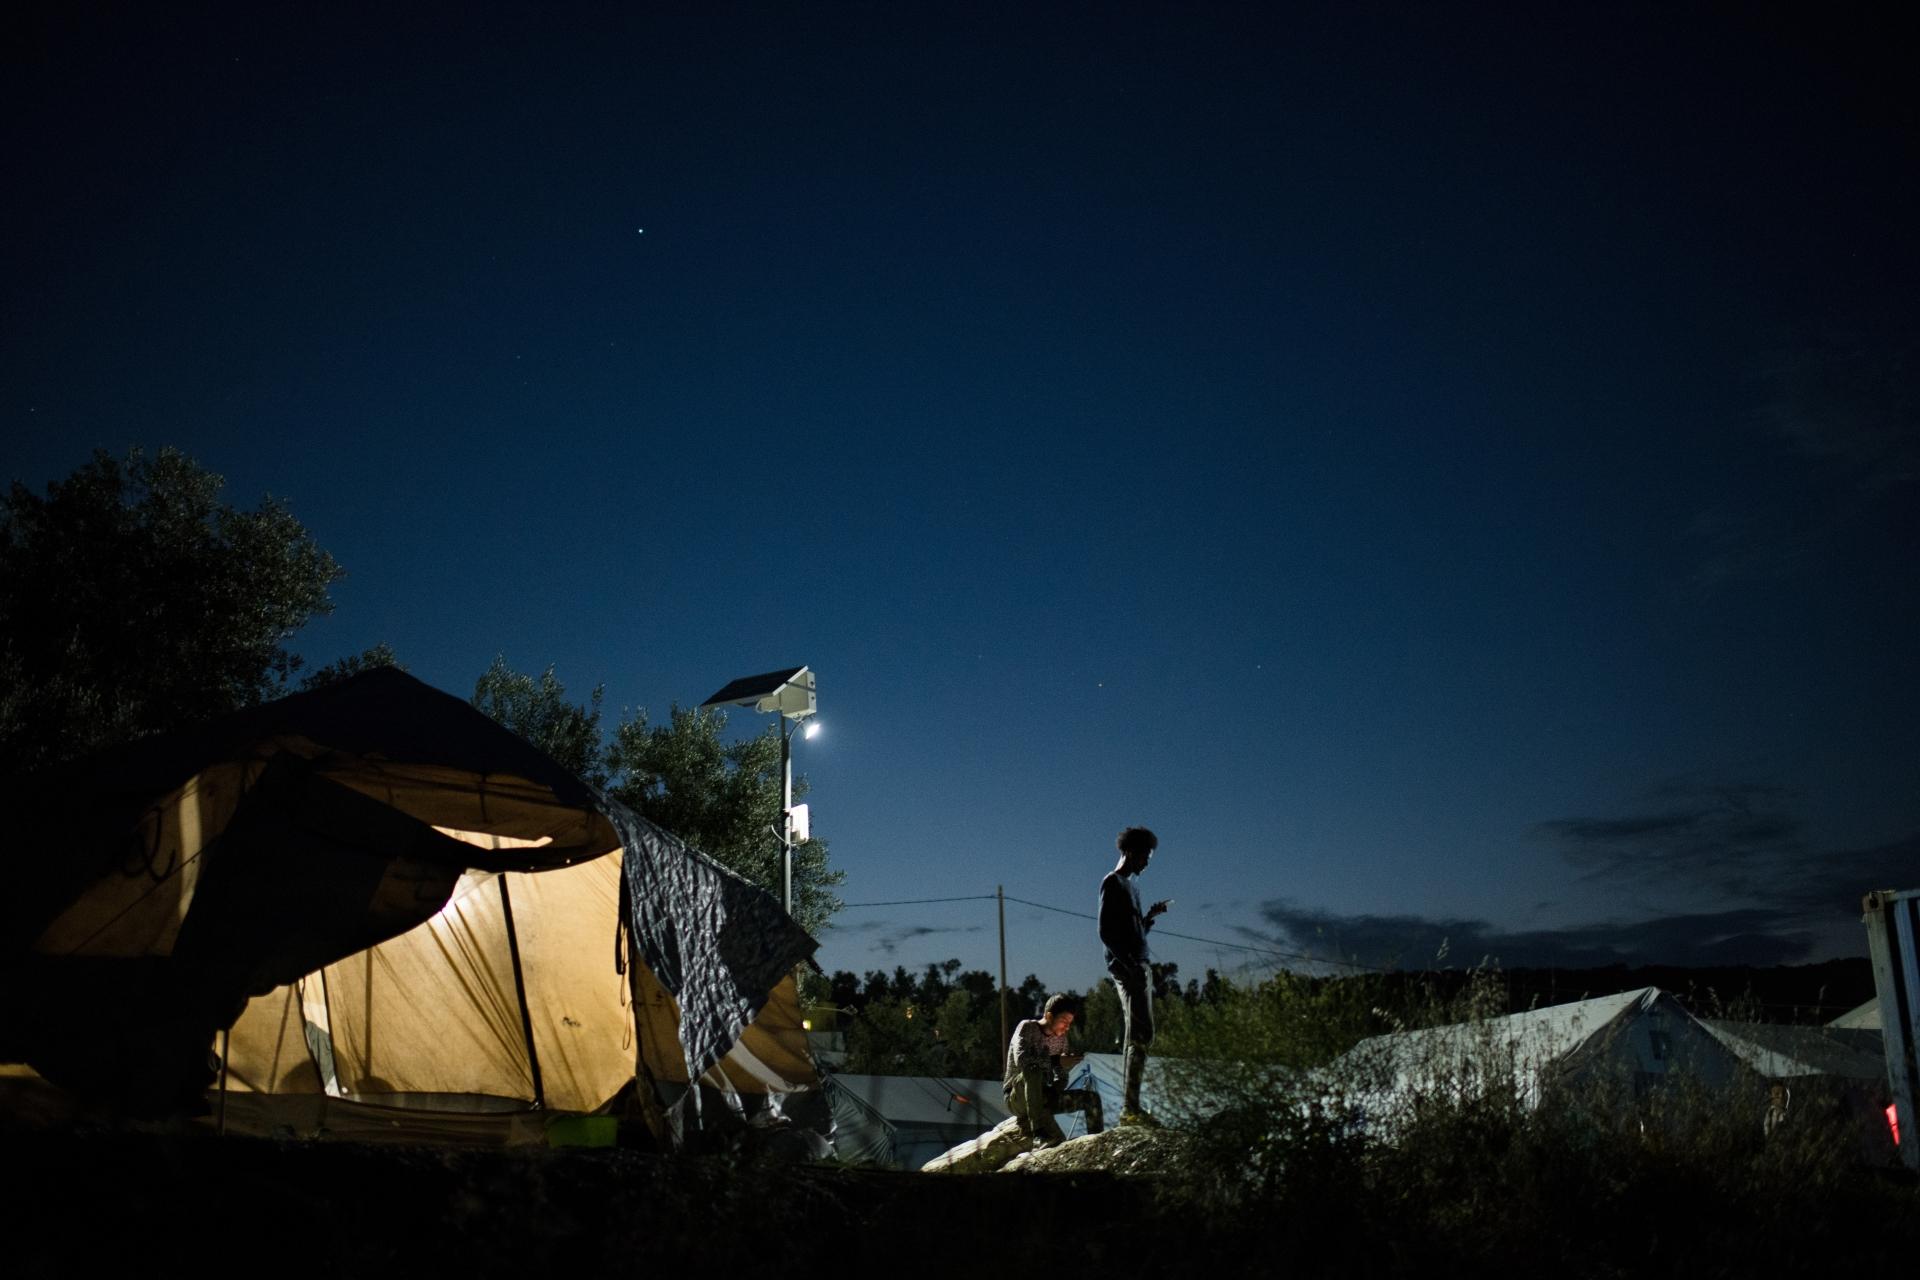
xmin=836 ymin=888 xmax=1385 ymax=972
xmin=831 ymin=892 xmax=1869 ymax=1011
xmin=1000 ymin=894 xmax=1385 ymax=972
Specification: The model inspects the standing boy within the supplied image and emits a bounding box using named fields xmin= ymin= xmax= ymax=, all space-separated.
xmin=1098 ymin=825 xmax=1167 ymax=1124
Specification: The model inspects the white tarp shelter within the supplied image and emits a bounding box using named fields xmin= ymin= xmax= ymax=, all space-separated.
xmin=1829 ymin=998 xmax=1882 ymax=1030
xmin=1332 ymin=987 xmax=1744 ymax=1132
xmin=1700 ymin=1019 xmax=1887 ymax=1081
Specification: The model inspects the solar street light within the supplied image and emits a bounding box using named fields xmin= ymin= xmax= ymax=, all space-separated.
xmin=700 ymin=666 xmax=818 ymax=916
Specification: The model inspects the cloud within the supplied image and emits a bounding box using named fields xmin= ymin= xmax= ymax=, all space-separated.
xmin=1535 ymin=781 xmax=1809 ymax=901
xmin=1687 ymin=501 xmax=1816 ymax=586
xmin=1535 ymin=780 xmax=1916 ymax=919
xmin=1764 ymin=332 xmax=1918 ymax=485
xmin=1689 ymin=332 xmax=1915 ymax=585
xmin=1250 ymin=900 xmax=1817 ymax=969
xmin=867 ymin=923 xmax=984 ymax=957
xmin=1247 ymin=780 xmax=1914 ymax=971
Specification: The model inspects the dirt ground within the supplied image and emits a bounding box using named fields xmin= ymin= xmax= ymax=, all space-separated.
xmin=9 ymin=1087 xmax=1912 ymax=1278
xmin=1 ymin=1125 xmax=1214 ymax=1279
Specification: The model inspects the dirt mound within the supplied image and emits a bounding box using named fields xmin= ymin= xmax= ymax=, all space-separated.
xmin=923 ymin=1117 xmax=1197 ymax=1177
xmin=1004 ymin=1123 xmax=1195 ymax=1176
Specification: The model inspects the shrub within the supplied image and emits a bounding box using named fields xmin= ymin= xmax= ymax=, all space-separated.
xmin=1146 ymin=965 xmax=1916 ymax=1271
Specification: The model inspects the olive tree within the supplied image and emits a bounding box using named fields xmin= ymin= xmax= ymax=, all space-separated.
xmin=0 ymin=447 xmax=341 ymax=775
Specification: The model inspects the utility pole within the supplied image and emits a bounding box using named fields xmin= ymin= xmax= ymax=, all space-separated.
xmin=998 ymin=884 xmax=1009 ymax=1057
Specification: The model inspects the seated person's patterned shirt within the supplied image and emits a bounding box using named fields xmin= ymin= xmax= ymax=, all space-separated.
xmin=1004 ymin=1018 xmax=1070 ymax=1089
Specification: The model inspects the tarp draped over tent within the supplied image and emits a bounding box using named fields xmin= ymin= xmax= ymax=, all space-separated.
xmin=0 ymin=668 xmax=820 ymax=1140
xmin=612 ymin=805 xmax=817 ymax=1113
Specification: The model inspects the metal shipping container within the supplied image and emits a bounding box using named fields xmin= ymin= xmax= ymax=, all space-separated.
xmin=1862 ymin=888 xmax=1920 ymax=1170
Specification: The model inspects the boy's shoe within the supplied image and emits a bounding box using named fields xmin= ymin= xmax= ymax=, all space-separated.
xmin=1119 ymin=1110 xmax=1161 ymax=1128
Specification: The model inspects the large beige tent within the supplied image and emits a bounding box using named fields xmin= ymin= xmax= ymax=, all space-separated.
xmin=1 ymin=669 xmax=821 ymax=1145
xmin=219 ymin=851 xmax=821 ymax=1143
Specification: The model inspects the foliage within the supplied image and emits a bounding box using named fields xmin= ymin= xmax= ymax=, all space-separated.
xmin=844 ymin=999 xmax=948 ymax=1076
xmin=606 ymin=703 xmax=842 ymax=935
xmin=1138 ymin=964 xmax=1912 ymax=1275
xmin=826 ymin=960 xmax=1048 ymax=1078
xmin=826 ymin=958 xmax=1315 ymax=1079
xmin=1079 ymin=975 xmax=1125 ymax=1051
xmin=471 ymin=656 xmax=608 ymax=788
xmin=0 ymin=447 xmax=341 ymax=775
xmin=464 ymin=668 xmax=845 ymax=934
xmin=1157 ymin=968 xmax=1382 ymax=1078
xmin=301 ymin=642 xmax=403 ymax=690
xmin=1078 ymin=963 xmax=1233 ymax=1053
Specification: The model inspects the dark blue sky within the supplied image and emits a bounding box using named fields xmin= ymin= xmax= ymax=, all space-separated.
xmin=6 ymin=5 xmax=1914 ymax=991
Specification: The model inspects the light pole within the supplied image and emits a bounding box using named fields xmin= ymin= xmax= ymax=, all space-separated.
xmin=700 ymin=665 xmax=818 ymax=917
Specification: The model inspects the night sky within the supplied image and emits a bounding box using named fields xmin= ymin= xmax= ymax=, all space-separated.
xmin=6 ymin=5 xmax=1914 ymax=993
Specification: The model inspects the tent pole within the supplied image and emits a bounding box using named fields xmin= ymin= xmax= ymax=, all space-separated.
xmin=318 ymin=967 xmax=337 ymax=1126
xmin=499 ymin=874 xmax=547 ymax=1109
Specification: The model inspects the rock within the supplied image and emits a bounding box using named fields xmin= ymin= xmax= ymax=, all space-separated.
xmin=1004 ymin=1122 xmax=1193 ymax=1175
xmin=921 ymin=1117 xmax=1033 ymax=1173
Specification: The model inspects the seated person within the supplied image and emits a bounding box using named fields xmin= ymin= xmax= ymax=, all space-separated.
xmin=1003 ymin=993 xmax=1103 ymax=1146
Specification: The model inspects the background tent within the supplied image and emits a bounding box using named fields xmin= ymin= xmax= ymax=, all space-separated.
xmin=1067 ymin=1052 xmax=1169 ymax=1135
xmin=1700 ymin=1019 xmax=1887 ymax=1082
xmin=1700 ymin=1017 xmax=1898 ymax=1162
xmin=819 ymin=1073 xmax=896 ymax=1166
xmin=1831 ymin=999 xmax=1883 ymax=1030
xmin=822 ymin=1073 xmax=1007 ymax=1168
xmin=1332 ymin=987 xmax=1745 ymax=1134
xmin=0 ymin=669 xmax=819 ymax=1142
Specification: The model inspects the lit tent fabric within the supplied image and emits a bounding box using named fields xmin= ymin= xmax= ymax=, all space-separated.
xmin=0 ymin=668 xmax=819 ymax=1137
xmin=222 ymin=857 xmax=633 ymax=1117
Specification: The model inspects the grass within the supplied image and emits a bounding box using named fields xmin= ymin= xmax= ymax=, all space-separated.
xmin=1142 ymin=965 xmax=1916 ymax=1275
xmin=5 ymin=965 xmax=1910 ymax=1278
